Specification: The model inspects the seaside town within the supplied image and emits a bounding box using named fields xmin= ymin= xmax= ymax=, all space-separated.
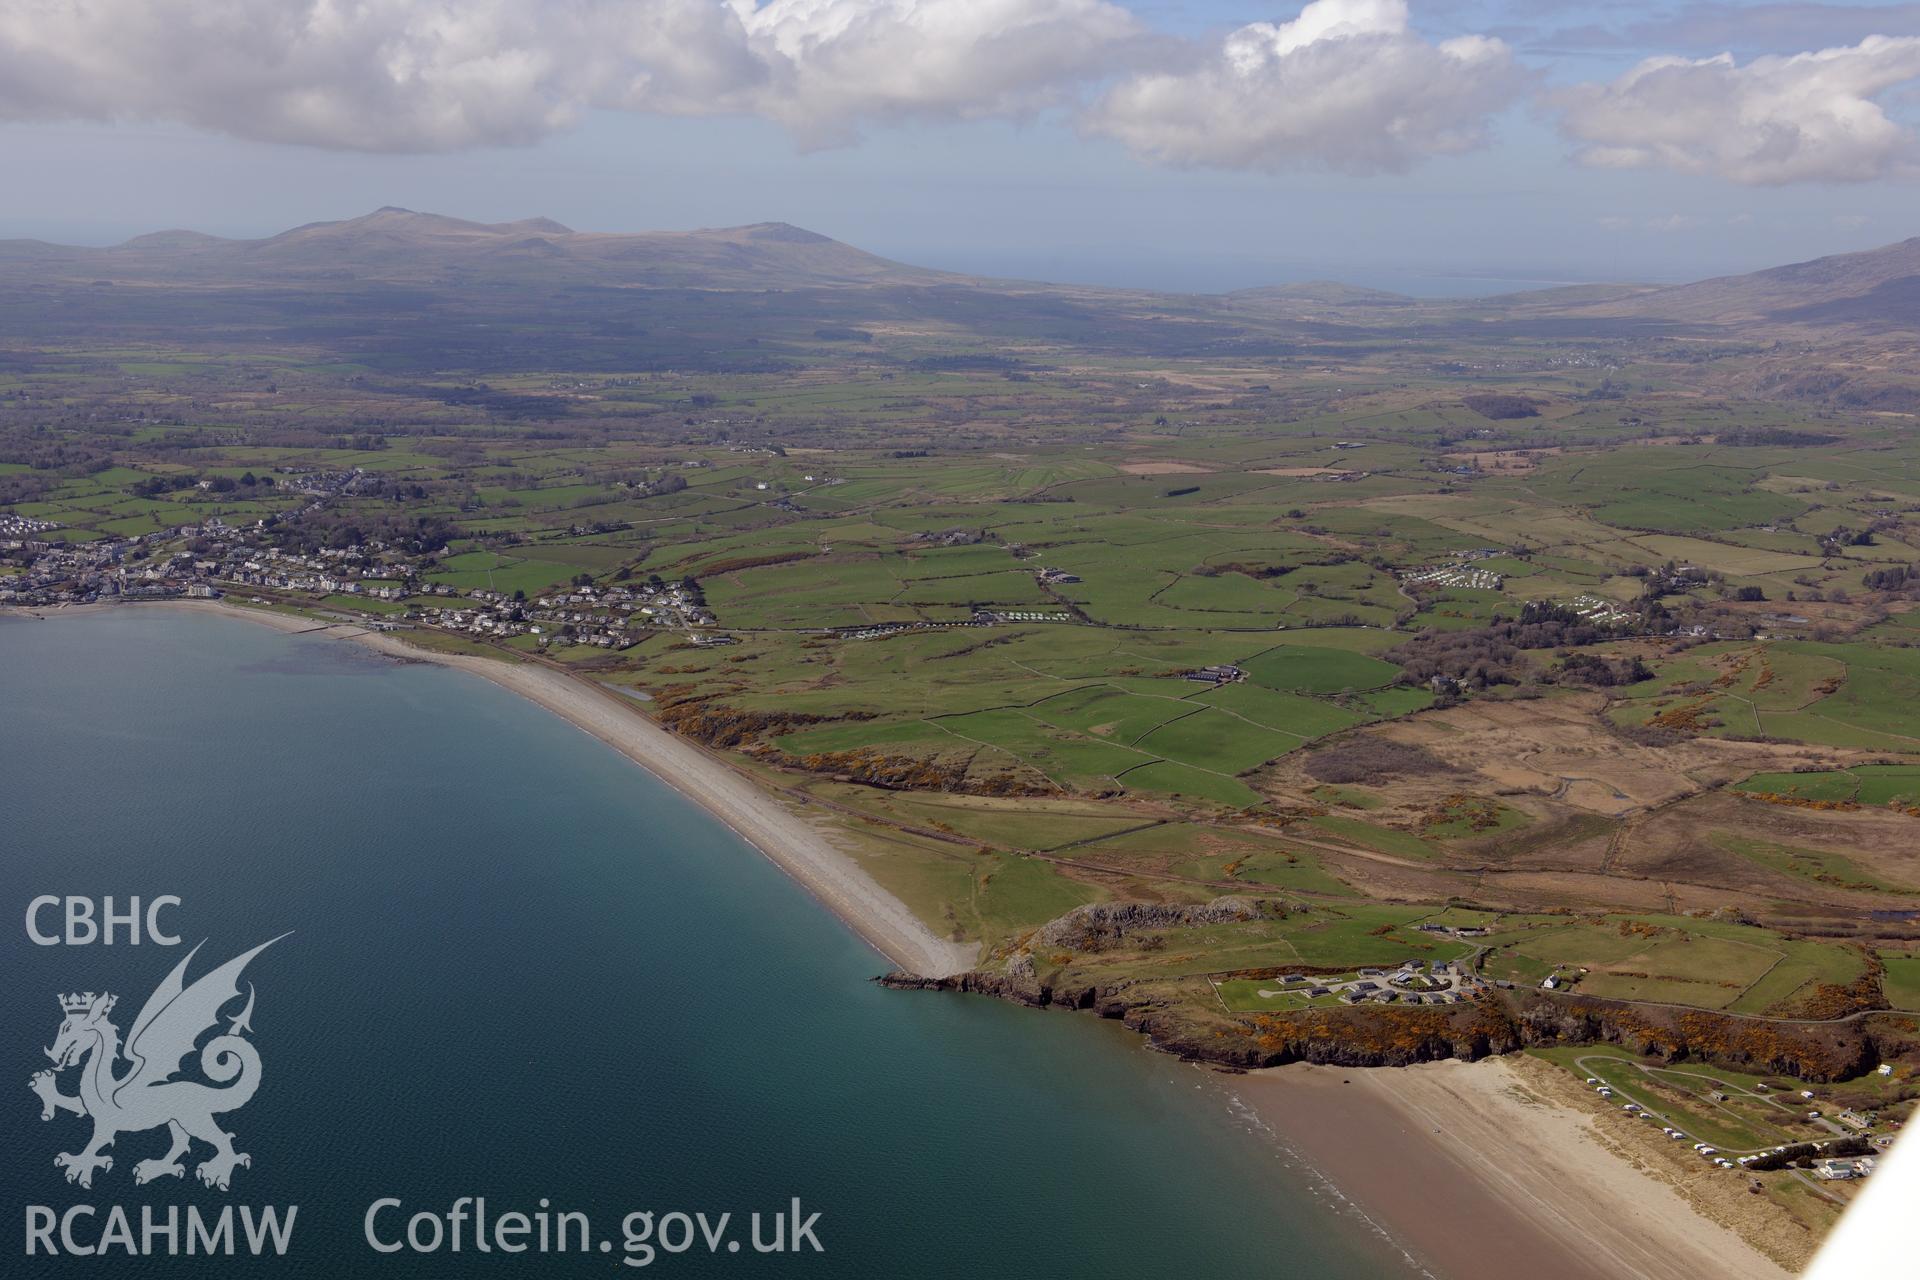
xmin=0 ymin=504 xmax=716 ymax=648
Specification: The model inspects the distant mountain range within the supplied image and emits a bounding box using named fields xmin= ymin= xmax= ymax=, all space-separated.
xmin=1232 ymin=238 xmax=1920 ymax=332
xmin=0 ymin=207 xmax=1913 ymax=394
xmin=2 ymin=207 xmax=1915 ymax=332
xmin=0 ymin=207 xmax=956 ymax=291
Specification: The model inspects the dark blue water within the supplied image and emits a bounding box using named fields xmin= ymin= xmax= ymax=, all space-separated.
xmin=1 ymin=609 xmax=1414 ymax=1276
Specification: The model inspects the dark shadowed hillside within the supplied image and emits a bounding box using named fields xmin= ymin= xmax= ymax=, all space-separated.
xmin=0 ymin=210 xmax=1913 ymax=385
xmin=1585 ymin=237 xmax=1920 ymax=327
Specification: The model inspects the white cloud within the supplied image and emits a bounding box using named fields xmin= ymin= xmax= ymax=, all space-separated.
xmin=1083 ymin=0 xmax=1524 ymax=174
xmin=0 ymin=0 xmax=1142 ymax=152
xmin=1595 ymin=213 xmax=1713 ymax=233
xmin=27 ymin=0 xmax=1917 ymax=197
xmin=724 ymin=0 xmax=1145 ymax=145
xmin=1556 ymin=35 xmax=1920 ymax=184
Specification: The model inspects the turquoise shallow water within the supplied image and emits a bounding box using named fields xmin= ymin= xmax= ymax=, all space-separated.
xmin=1 ymin=609 xmax=1416 ymax=1277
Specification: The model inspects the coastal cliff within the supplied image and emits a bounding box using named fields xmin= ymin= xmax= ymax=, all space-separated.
xmin=880 ymin=969 xmax=1915 ymax=1081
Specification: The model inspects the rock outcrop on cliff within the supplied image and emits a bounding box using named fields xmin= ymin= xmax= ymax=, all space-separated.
xmin=880 ymin=970 xmax=1911 ymax=1082
xmin=1032 ymin=897 xmax=1269 ymax=951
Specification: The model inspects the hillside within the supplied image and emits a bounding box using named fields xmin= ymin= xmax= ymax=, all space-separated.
xmin=0 ymin=207 xmax=961 ymax=291
xmin=6 ymin=208 xmax=1917 ymax=332
xmin=1585 ymin=237 xmax=1920 ymax=328
xmin=0 ymin=210 xmax=1913 ymax=387
xmin=1226 ymin=281 xmax=1417 ymax=314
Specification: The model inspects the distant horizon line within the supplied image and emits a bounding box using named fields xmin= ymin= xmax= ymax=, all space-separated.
xmin=3 ymin=204 xmax=1907 ymax=300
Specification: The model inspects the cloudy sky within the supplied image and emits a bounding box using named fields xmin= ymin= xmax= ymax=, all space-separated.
xmin=3 ymin=0 xmax=1919 ymax=291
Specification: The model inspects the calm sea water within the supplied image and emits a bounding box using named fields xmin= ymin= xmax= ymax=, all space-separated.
xmin=1 ymin=609 xmax=1417 ymax=1277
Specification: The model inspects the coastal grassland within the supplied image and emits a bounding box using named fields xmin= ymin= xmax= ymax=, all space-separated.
xmin=1528 ymin=1048 xmax=1808 ymax=1152
xmin=689 ymin=622 xmax=1403 ymax=803
xmin=718 ymin=755 xmax=1110 ymax=952
xmin=1133 ymin=708 xmax=1305 ymax=774
xmin=1309 ymin=784 xmax=1383 ymax=810
xmin=841 ymin=790 xmax=1148 ymax=852
xmin=1879 ymin=952 xmax=1920 ymax=1012
xmin=1772 ymin=645 xmax=1920 ymax=746
xmin=1306 ymin=814 xmax=1441 ymax=860
xmin=320 ymin=592 xmax=407 ymax=614
xmin=1239 ymin=643 xmax=1399 ymax=694
xmin=1477 ymin=916 xmax=1866 ymax=1015
xmin=1033 ymin=900 xmax=1477 ymax=989
xmin=1110 ymin=761 xmax=1263 ymax=807
xmin=1197 ymin=683 xmax=1364 ymax=738
xmin=1530 ymin=451 xmax=1807 ymax=534
xmin=1853 ymin=766 xmax=1920 ymax=804
xmin=1714 ymin=833 xmax=1920 ymax=896
xmin=830 ymin=824 xmax=994 ymax=944
xmin=1606 ymin=639 xmax=1920 ymax=747
xmin=1046 ymin=822 xmax=1356 ymax=896
xmin=1213 ymin=978 xmax=1351 ymax=1012
xmin=1421 ymin=794 xmax=1531 ymax=839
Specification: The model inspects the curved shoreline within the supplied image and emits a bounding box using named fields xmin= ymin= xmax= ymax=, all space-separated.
xmin=21 ymin=599 xmax=1818 ymax=1279
xmin=35 ymin=601 xmax=976 ymax=979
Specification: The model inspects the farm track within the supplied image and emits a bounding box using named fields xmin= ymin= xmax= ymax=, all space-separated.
xmin=1601 ymin=813 xmax=1640 ymax=875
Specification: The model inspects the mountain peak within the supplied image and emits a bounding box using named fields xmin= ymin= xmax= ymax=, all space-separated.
xmin=299 ymin=208 xmax=578 ymax=240
xmin=120 ymin=229 xmax=229 ymax=251
xmin=734 ymin=222 xmax=834 ymax=245
xmin=36 ymin=209 xmax=946 ymax=290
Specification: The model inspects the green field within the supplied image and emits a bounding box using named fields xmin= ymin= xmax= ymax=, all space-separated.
xmin=1735 ymin=765 xmax=1920 ymax=808
xmin=1529 ymin=1048 xmax=1806 ymax=1152
xmin=1716 ymin=834 xmax=1920 ymax=896
xmin=1240 ymin=645 xmax=1400 ymax=695
xmin=1480 ymin=916 xmax=1866 ymax=1014
xmin=12 ymin=264 xmax=1920 ymax=1062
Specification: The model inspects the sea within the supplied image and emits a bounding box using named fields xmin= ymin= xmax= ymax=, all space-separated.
xmin=1 ymin=608 xmax=1422 ymax=1277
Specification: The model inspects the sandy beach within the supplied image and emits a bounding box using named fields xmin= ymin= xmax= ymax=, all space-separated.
xmin=23 ymin=601 xmax=1814 ymax=1276
xmin=368 ymin=635 xmax=981 ymax=979
xmin=1232 ymin=1055 xmax=1799 ymax=1280
xmin=44 ymin=601 xmax=977 ymax=979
